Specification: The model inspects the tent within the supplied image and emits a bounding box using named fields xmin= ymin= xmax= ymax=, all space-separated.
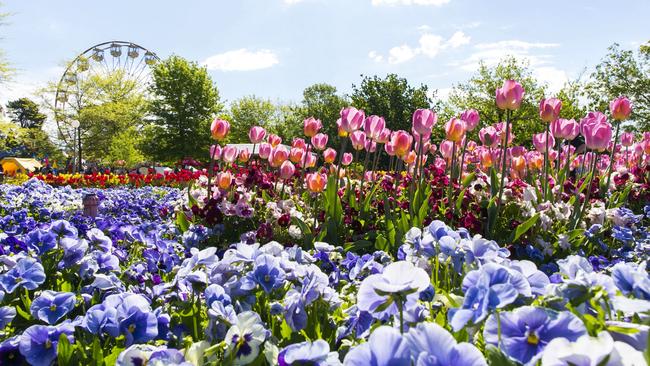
xmin=0 ymin=157 xmax=43 ymax=176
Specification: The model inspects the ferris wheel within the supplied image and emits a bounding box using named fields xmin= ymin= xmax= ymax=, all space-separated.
xmin=54 ymin=41 xmax=159 ymax=163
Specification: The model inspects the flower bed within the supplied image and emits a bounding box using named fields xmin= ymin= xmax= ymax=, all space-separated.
xmin=28 ymin=170 xmax=203 ymax=188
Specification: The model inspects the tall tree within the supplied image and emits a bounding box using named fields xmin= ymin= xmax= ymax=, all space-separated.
xmin=0 ymin=3 xmax=12 ymax=84
xmin=227 ymin=96 xmax=278 ymax=143
xmin=351 ymin=74 xmax=432 ymax=133
xmin=442 ymin=57 xmax=549 ymax=146
xmin=583 ymin=43 xmax=650 ymax=132
xmin=6 ymin=97 xmax=47 ymax=129
xmin=143 ymin=55 xmax=221 ymax=162
xmin=298 ymin=83 xmax=349 ymax=146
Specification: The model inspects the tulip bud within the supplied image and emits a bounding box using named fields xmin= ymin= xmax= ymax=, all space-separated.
xmin=210 ymin=118 xmax=230 ymax=141
xmin=532 ymin=132 xmax=555 ymax=153
xmin=340 ymin=107 xmax=365 ymax=133
xmin=460 ymin=109 xmax=480 ymax=131
xmin=306 ymin=172 xmax=327 ymax=193
xmin=323 ymin=148 xmax=337 ymax=164
xmin=289 ymin=148 xmax=305 ymax=164
xmin=350 ymin=131 xmax=367 ymax=151
xmin=609 ymin=96 xmax=632 ymax=121
xmin=342 ymin=153 xmax=353 ymax=166
xmin=303 ymin=117 xmax=322 ymax=137
xmin=248 ymin=126 xmax=266 ymax=144
xmin=268 ymin=134 xmax=282 ymax=147
xmin=445 ymin=118 xmax=466 ymax=142
xmin=209 ymin=145 xmax=222 ymax=160
xmin=412 ymin=109 xmax=436 ymax=136
xmin=495 ymin=80 xmax=525 ymax=110
xmin=311 ymin=133 xmax=328 ymax=150
xmin=221 ymin=145 xmax=238 ymax=163
xmin=620 ymin=132 xmax=635 ymax=147
xmin=269 ymin=146 xmax=289 ymax=167
xmin=279 ymin=160 xmax=296 ymax=180
xmin=391 ymin=130 xmax=412 ymax=157
xmin=258 ymin=143 xmax=272 ymax=160
xmin=364 ymin=115 xmax=386 ymax=141
xmin=238 ymin=149 xmax=250 ymax=163
xmin=217 ymin=171 xmax=232 ymax=189
xmin=539 ymin=98 xmax=562 ymax=123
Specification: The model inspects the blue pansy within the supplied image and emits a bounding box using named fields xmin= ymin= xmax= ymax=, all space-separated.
xmin=18 ymin=324 xmax=74 ymax=366
xmin=30 ymin=290 xmax=77 ymax=325
xmin=278 ymin=339 xmax=341 ymax=366
xmin=0 ymin=306 xmax=16 ymax=330
xmin=25 ymin=229 xmax=57 ymax=254
xmin=343 ymin=326 xmax=411 ymax=366
xmin=0 ymin=257 xmax=46 ymax=293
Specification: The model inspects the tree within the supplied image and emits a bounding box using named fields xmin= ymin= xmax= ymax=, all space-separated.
xmin=106 ymin=126 xmax=145 ymax=166
xmin=142 ymin=55 xmax=222 ymax=162
xmin=228 ymin=96 xmax=278 ymax=143
xmin=351 ymin=74 xmax=432 ymax=133
xmin=297 ymin=83 xmax=349 ymax=146
xmin=583 ymin=43 xmax=650 ymax=132
xmin=6 ymin=98 xmax=47 ymax=129
xmin=0 ymin=3 xmax=13 ymax=84
xmin=442 ymin=57 xmax=550 ymax=146
xmin=0 ymin=120 xmax=62 ymax=161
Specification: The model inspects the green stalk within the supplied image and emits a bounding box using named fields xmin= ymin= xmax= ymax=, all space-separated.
xmin=496 ymin=110 xmax=511 ymax=207
xmin=604 ymin=122 xmax=621 ymax=204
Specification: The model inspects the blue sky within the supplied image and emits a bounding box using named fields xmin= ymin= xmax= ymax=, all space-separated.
xmin=1 ymin=0 xmax=649 ymax=107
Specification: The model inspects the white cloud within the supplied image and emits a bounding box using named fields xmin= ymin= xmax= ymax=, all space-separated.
xmin=202 ymin=49 xmax=279 ymax=71
xmin=457 ymin=40 xmax=560 ymax=71
xmin=372 ymin=0 xmax=451 ymax=6
xmin=370 ymin=31 xmax=470 ymax=64
xmin=534 ymin=66 xmax=569 ymax=92
xmin=283 ymin=0 xmax=304 ymax=4
xmin=447 ymin=31 xmax=470 ymax=48
xmin=368 ymin=50 xmax=384 ymax=63
xmin=388 ymin=45 xmax=416 ymax=64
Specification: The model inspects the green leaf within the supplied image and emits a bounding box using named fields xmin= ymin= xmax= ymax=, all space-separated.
xmin=104 ymin=346 xmax=125 ymax=366
xmin=512 ymin=213 xmax=540 ymax=242
xmin=91 ymin=338 xmax=104 ymax=366
xmin=344 ymin=240 xmax=373 ymax=252
xmin=176 ymin=210 xmax=190 ymax=233
xmin=489 ymin=168 xmax=499 ymax=197
xmin=461 ymin=172 xmax=476 ymax=188
xmin=455 ymin=188 xmax=466 ymax=212
xmin=280 ymin=320 xmax=293 ymax=339
xmin=485 ymin=345 xmax=519 ymax=366
xmin=57 ymin=333 xmax=73 ymax=366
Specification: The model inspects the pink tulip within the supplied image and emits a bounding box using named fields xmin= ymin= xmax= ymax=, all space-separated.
xmin=412 ymin=109 xmax=437 ymax=136
xmin=350 ymin=130 xmax=367 ymax=151
xmin=238 ymin=149 xmax=251 ymax=163
xmin=217 ymin=171 xmax=233 ymax=189
xmin=365 ymin=139 xmax=377 ymax=153
xmin=510 ymin=146 xmax=527 ymax=157
xmin=479 ymin=126 xmax=499 ymax=148
xmin=210 ymin=118 xmax=230 ymax=141
xmin=340 ymin=107 xmax=365 ymax=133
xmin=269 ymin=146 xmax=289 ymax=167
xmin=495 ymin=122 xmax=514 ymax=145
xmin=342 ymin=152 xmax=353 ymax=166
xmin=292 ymin=138 xmax=307 ymax=150
xmin=495 ymin=80 xmax=525 ymax=110
xmin=415 ymin=140 xmax=431 ymax=155
xmin=222 ymin=145 xmax=238 ymax=163
xmin=336 ymin=118 xmax=347 ymax=137
xmin=609 ymin=96 xmax=632 ymax=121
xmin=429 ymin=143 xmax=437 ymax=155
xmin=551 ymin=119 xmax=580 ymax=140
xmin=583 ymin=121 xmax=613 ymax=152
xmin=248 ymin=126 xmax=266 ymax=144
xmin=323 ymin=148 xmax=337 ymax=164
xmin=539 ymin=98 xmax=562 ymax=123
xmin=445 ymin=118 xmax=466 ymax=142
xmin=289 ymin=147 xmax=305 ymax=164
xmin=376 ymin=128 xmax=391 ymax=144
xmin=364 ymin=115 xmax=386 ymax=141
xmin=279 ymin=160 xmax=295 ymax=180
xmin=466 ymin=140 xmax=477 ymax=152
xmin=306 ymin=172 xmax=327 ymax=193
xmin=268 ymin=134 xmax=282 ymax=147
xmin=209 ymin=145 xmax=222 ymax=160
xmin=460 ymin=109 xmax=480 ymax=131
xmin=403 ymin=150 xmax=417 ymax=165
xmin=620 ymin=132 xmax=635 ymax=147
xmin=390 ymin=130 xmax=413 ymax=157
xmin=258 ymin=143 xmax=272 ymax=160
xmin=385 ymin=142 xmax=396 ymax=156
xmin=533 ymin=132 xmax=555 ymax=153
xmin=302 ymin=153 xmax=317 ymax=168
xmin=439 ymin=140 xmax=454 ymax=160
xmin=311 ymin=133 xmax=328 ymax=150
xmin=303 ymin=117 xmax=322 ymax=137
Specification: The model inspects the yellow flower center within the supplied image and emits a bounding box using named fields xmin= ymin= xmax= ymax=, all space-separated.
xmin=50 ymin=304 xmax=57 ymax=312
xmin=264 ymin=275 xmax=271 ymax=283
xmin=128 ymin=324 xmax=136 ymax=333
xmin=45 ymin=340 xmax=52 ymax=349
xmin=527 ymin=332 xmax=539 ymax=345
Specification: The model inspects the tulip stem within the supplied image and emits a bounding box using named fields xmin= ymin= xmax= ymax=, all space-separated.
xmin=543 ymin=122 xmax=550 ymax=202
xmin=447 ymin=142 xmax=457 ymax=220
xmin=458 ymin=137 xmax=470 ymax=183
xmin=496 ymin=110 xmax=512 ymax=208
xmin=604 ymin=122 xmax=621 ymax=206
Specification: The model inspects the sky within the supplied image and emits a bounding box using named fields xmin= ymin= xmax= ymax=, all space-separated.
xmin=1 ymin=0 xmax=649 ymax=110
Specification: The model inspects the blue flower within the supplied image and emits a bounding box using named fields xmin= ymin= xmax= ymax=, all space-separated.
xmin=224 ymin=311 xmax=268 ymax=365
xmin=119 ymin=308 xmax=159 ymax=346
xmin=612 ymin=226 xmax=634 ymax=243
xmin=0 ymin=257 xmax=46 ymax=293
xmin=25 ymin=229 xmax=57 ymax=254
xmin=357 ymin=261 xmax=430 ymax=320
xmin=18 ymin=324 xmax=74 ymax=366
xmin=0 ymin=306 xmax=16 ymax=330
xmin=30 ymin=290 xmax=76 ymax=325
xmin=0 ymin=336 xmax=25 ymax=364
xmin=343 ymin=326 xmax=411 ymax=366
xmin=484 ymin=306 xmax=586 ymax=365
xmin=278 ymin=339 xmax=341 ymax=366
xmin=49 ymin=219 xmax=78 ymax=239
xmin=148 ymin=348 xmax=193 ymax=366
xmin=241 ymin=254 xmax=286 ymax=293
xmin=83 ymin=303 xmax=119 ymax=337
xmin=611 ymin=262 xmax=650 ymax=300
xmin=405 ymin=322 xmax=487 ymax=366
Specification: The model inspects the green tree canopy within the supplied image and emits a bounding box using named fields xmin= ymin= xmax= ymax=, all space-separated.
xmin=142 ymin=55 xmax=222 ymax=163
xmin=351 ymin=74 xmax=432 ymax=133
xmin=227 ymin=96 xmax=278 ymax=143
xmin=6 ymin=97 xmax=47 ymax=129
xmin=583 ymin=43 xmax=650 ymax=132
xmin=0 ymin=3 xmax=12 ymax=84
xmin=296 ymin=83 xmax=349 ymax=146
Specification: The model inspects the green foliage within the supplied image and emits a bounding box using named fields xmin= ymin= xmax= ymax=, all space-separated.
xmin=6 ymin=98 xmax=47 ymax=129
xmin=0 ymin=4 xmax=13 ymax=84
xmin=297 ymin=83 xmax=349 ymax=146
xmin=143 ymin=55 xmax=222 ymax=163
xmin=351 ymin=74 xmax=432 ymax=133
xmin=0 ymin=120 xmax=62 ymax=160
xmin=228 ymin=96 xmax=277 ymax=143
xmin=105 ymin=126 xmax=145 ymax=166
xmin=583 ymin=42 xmax=650 ymax=132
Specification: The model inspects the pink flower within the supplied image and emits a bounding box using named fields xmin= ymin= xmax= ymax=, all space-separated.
xmin=258 ymin=143 xmax=272 ymax=160
xmin=217 ymin=171 xmax=233 ymax=189
xmin=292 ymin=138 xmax=307 ymax=150
xmin=539 ymin=98 xmax=562 ymax=122
xmin=364 ymin=115 xmax=386 ymax=141
xmin=495 ymin=80 xmax=525 ymax=110
xmin=302 ymin=152 xmax=317 ymax=168
xmin=350 ymin=130 xmax=367 ymax=151
xmin=495 ymin=122 xmax=514 ymax=146
xmin=384 ymin=141 xmax=396 ymax=156
xmin=248 ymin=126 xmax=266 ymax=144
xmin=222 ymin=145 xmax=238 ymax=163
xmin=279 ymin=160 xmax=295 ymax=180
xmin=289 ymin=147 xmax=305 ymax=164
xmin=269 ymin=146 xmax=289 ymax=167
xmin=311 ymin=133 xmax=328 ymax=150
xmin=533 ymin=132 xmax=555 ymax=153
xmin=390 ymin=130 xmax=413 ymax=157
xmin=510 ymin=145 xmax=527 ymax=157
xmin=445 ymin=118 xmax=466 ymax=142
xmin=209 ymin=145 xmax=222 ymax=160
xmin=412 ymin=109 xmax=437 ymax=136
xmin=306 ymin=172 xmax=327 ymax=193
xmin=238 ymin=149 xmax=251 ymax=163
xmin=583 ymin=121 xmax=613 ymax=152
xmin=303 ymin=117 xmax=323 ymax=137
xmin=620 ymin=132 xmax=635 ymax=147
xmin=460 ymin=109 xmax=480 ymax=131
xmin=551 ymin=118 xmax=580 ymax=140
xmin=376 ymin=128 xmax=391 ymax=144
xmin=268 ymin=134 xmax=282 ymax=147
xmin=609 ymin=96 xmax=632 ymax=121
xmin=210 ymin=118 xmax=230 ymax=141
xmin=365 ymin=139 xmax=377 ymax=153
xmin=342 ymin=152 xmax=353 ymax=166
xmin=340 ymin=107 xmax=365 ymax=133
xmin=439 ymin=140 xmax=454 ymax=159
xmin=323 ymin=148 xmax=337 ymax=164
xmin=479 ymin=126 xmax=499 ymax=148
